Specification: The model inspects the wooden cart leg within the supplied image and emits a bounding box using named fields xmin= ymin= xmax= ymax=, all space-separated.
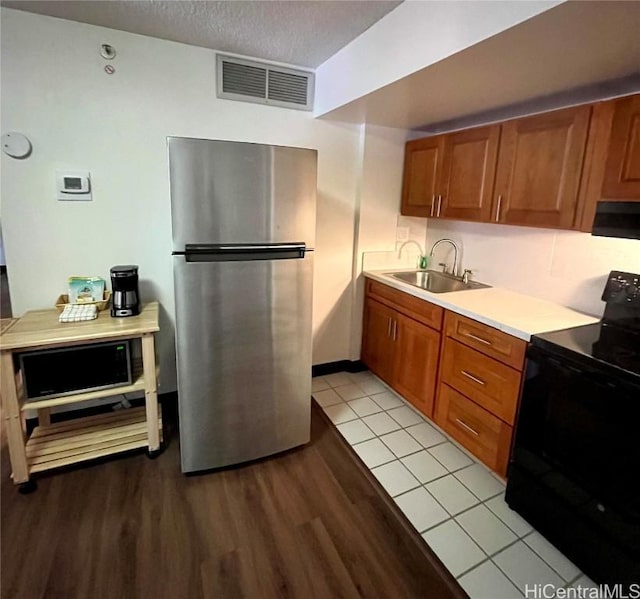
xmin=1 ymin=351 xmax=30 ymax=484
xmin=141 ymin=333 xmax=161 ymax=453
xmin=37 ymin=408 xmax=51 ymax=426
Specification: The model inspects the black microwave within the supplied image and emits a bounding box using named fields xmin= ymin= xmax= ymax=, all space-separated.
xmin=19 ymin=340 xmax=132 ymax=401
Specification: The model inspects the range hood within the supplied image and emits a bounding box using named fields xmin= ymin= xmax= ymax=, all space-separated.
xmin=592 ymin=201 xmax=640 ymax=240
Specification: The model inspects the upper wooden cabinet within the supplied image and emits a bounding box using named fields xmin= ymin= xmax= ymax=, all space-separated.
xmin=439 ymin=125 xmax=500 ymax=222
xmin=401 ymin=136 xmax=443 ymax=217
xmin=602 ymin=94 xmax=640 ymax=200
xmin=401 ymin=95 xmax=640 ymax=231
xmin=401 ymin=125 xmax=500 ymax=221
xmin=493 ymin=105 xmax=591 ymax=229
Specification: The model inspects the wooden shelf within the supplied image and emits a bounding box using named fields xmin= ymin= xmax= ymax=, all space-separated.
xmin=20 ymin=359 xmax=159 ymax=412
xmin=1 ymin=304 xmax=160 ymax=486
xmin=0 ymin=302 xmax=159 ymax=352
xmin=25 ymin=406 xmax=162 ymax=474
xmin=0 ymin=318 xmax=18 ymax=336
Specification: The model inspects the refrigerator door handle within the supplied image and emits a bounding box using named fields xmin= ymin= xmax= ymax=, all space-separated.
xmin=213 ymin=243 xmax=306 ymax=252
xmin=179 ymin=243 xmax=309 ymax=262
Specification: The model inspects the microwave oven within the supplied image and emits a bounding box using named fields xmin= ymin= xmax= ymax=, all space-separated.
xmin=19 ymin=340 xmax=132 ymax=401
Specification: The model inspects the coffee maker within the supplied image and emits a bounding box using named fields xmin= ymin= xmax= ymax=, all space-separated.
xmin=110 ymin=265 xmax=140 ymax=317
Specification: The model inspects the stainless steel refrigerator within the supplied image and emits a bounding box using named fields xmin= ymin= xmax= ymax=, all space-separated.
xmin=168 ymin=137 xmax=317 ymax=473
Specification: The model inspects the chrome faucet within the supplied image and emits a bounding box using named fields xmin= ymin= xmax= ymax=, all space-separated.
xmin=397 ymin=240 xmax=425 ymax=267
xmin=429 ymin=238 xmax=460 ymax=277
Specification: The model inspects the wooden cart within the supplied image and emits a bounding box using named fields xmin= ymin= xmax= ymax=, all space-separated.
xmin=0 ymin=302 xmax=161 ymax=492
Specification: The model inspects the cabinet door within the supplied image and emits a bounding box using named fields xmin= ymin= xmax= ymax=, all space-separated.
xmin=392 ymin=313 xmax=440 ymax=418
xmin=439 ymin=125 xmax=500 ymax=222
xmin=361 ymin=298 xmax=395 ymax=384
xmin=494 ymin=105 xmax=591 ymax=228
xmin=401 ymin=136 xmax=444 ymax=217
xmin=602 ymin=94 xmax=640 ymax=200
xmin=439 ymin=338 xmax=521 ymax=425
xmin=434 ymin=384 xmax=512 ymax=477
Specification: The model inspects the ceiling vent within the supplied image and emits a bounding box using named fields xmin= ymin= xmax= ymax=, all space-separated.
xmin=217 ymin=54 xmax=314 ymax=111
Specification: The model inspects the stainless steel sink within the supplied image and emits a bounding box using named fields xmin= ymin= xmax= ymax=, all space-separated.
xmin=386 ymin=270 xmax=491 ymax=293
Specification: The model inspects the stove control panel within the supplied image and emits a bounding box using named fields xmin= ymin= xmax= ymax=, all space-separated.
xmin=602 ymin=271 xmax=640 ymax=305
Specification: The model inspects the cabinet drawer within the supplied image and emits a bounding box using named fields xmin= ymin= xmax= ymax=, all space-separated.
xmin=435 ymin=384 xmax=512 ymax=477
xmin=366 ymin=280 xmax=443 ymax=331
xmin=440 ymin=337 xmax=521 ymax=424
xmin=444 ymin=311 xmax=526 ymax=370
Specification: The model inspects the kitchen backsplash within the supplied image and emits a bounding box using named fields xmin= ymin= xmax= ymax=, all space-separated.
xmin=426 ymin=220 xmax=640 ymax=317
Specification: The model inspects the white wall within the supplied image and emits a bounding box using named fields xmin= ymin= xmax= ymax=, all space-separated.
xmin=349 ymin=124 xmax=425 ymax=359
xmin=315 ymin=0 xmax=561 ymax=117
xmin=427 ymin=220 xmax=640 ymax=317
xmin=0 ymin=8 xmax=363 ymax=391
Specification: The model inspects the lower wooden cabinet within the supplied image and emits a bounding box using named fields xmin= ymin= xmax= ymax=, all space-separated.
xmin=392 ymin=313 xmax=441 ymax=417
xmin=435 ymin=312 xmax=525 ymax=477
xmin=361 ymin=279 xmax=526 ymax=477
xmin=361 ymin=297 xmax=396 ymax=384
xmin=361 ymin=286 xmax=441 ymax=417
xmin=434 ymin=384 xmax=512 ymax=477
xmin=439 ymin=337 xmax=521 ymax=425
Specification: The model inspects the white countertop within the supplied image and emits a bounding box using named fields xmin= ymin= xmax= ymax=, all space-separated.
xmin=364 ymin=270 xmax=600 ymax=341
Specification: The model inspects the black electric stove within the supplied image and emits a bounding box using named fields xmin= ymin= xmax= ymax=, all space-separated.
xmin=533 ymin=321 xmax=640 ymax=381
xmin=506 ymin=270 xmax=640 ymax=588
xmin=533 ymin=270 xmax=640 ymax=379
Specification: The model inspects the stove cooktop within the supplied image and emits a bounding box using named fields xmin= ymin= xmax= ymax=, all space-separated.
xmin=533 ymin=321 xmax=640 ymax=379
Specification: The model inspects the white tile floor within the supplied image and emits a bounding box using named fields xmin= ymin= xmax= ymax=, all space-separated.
xmin=313 ymin=370 xmax=594 ymax=599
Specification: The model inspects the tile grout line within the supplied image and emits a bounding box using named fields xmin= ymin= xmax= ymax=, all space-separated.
xmin=320 ymin=391 xmax=511 ymax=519
xmin=329 ymin=403 xmax=489 ymax=482
xmin=519 ymin=530 xmax=582 ymax=584
xmin=455 ymin=535 xmax=533 ymax=593
xmin=325 ymin=396 xmax=468 ymax=456
xmin=563 ymin=573 xmax=586 ymax=589
xmin=343 ymin=415 xmax=469 ymax=474
xmin=328 ymin=398 xmax=451 ymax=451
xmin=317 ymin=371 xmax=581 ymax=593
xmin=323 ymin=402 xmax=509 ymax=511
xmin=318 ymin=382 xmax=493 ymax=467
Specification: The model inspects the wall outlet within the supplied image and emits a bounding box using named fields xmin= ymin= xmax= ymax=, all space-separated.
xmin=396 ymin=226 xmax=410 ymax=242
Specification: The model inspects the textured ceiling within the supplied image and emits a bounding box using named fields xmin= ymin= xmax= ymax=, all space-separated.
xmin=0 ymin=0 xmax=402 ymax=68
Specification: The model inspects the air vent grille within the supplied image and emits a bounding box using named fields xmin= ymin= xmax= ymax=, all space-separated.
xmin=267 ymin=71 xmax=308 ymax=105
xmin=217 ymin=55 xmax=314 ymax=111
xmin=221 ymin=61 xmax=266 ymax=98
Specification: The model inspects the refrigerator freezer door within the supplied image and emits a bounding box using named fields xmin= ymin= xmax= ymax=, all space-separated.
xmin=168 ymin=138 xmax=317 ymax=250
xmin=173 ymin=253 xmax=313 ymax=472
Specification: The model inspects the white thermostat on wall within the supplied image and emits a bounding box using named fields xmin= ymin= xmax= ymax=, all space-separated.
xmin=56 ymin=170 xmax=92 ymax=201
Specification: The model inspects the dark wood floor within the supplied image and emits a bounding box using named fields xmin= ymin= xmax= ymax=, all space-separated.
xmin=1 ymin=403 xmax=466 ymax=599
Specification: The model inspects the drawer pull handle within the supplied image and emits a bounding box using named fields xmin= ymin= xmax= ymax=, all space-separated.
xmin=465 ymin=332 xmax=492 ymax=346
xmin=455 ymin=418 xmax=479 ymax=436
xmin=461 ymin=370 xmax=486 ymax=386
